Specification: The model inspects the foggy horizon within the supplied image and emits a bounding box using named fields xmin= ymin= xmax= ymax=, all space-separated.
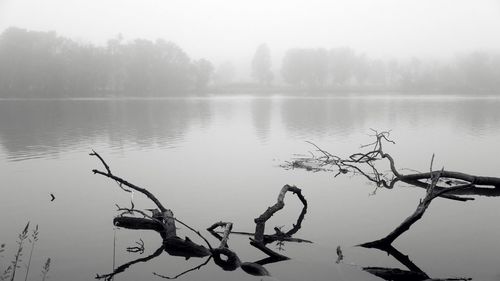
xmin=1 ymin=0 xmax=500 ymax=64
xmin=3 ymin=1 xmax=500 ymax=281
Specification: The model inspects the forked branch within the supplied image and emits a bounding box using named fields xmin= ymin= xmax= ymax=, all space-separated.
xmin=284 ymin=130 xmax=500 ymax=199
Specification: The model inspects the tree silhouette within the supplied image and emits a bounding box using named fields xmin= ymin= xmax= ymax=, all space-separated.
xmin=281 ymin=48 xmax=328 ymax=89
xmin=251 ymin=44 xmax=273 ymax=86
xmin=0 ymin=27 xmax=215 ymax=98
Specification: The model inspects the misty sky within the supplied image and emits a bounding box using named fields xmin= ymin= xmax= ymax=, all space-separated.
xmin=1 ymin=0 xmax=500 ymax=62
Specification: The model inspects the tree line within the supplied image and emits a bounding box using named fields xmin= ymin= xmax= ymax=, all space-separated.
xmin=280 ymin=47 xmax=500 ymax=93
xmin=0 ymin=27 xmax=214 ymax=98
xmin=1 ymin=27 xmax=499 ymax=98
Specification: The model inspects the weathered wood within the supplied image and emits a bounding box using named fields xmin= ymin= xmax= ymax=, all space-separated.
xmin=91 ymin=151 xmax=213 ymax=280
xmin=113 ymin=217 xmax=164 ymax=233
xmin=249 ymin=239 xmax=289 ymax=261
xmin=163 ymin=209 xmax=176 ymax=238
xmin=361 ymin=170 xmax=472 ymax=248
xmin=360 ymin=198 xmax=432 ymax=247
xmin=286 ymin=130 xmax=500 ymax=201
xmin=90 ymin=151 xmax=167 ymax=212
xmin=207 ymin=222 xmax=233 ymax=248
xmin=163 ymin=236 xmax=211 ymax=259
xmin=401 ymin=171 xmax=500 ymax=188
xmin=254 ymin=184 xmax=307 ymax=242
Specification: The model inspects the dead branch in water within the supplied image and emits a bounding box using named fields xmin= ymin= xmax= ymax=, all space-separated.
xmin=284 ymin=129 xmax=500 ymax=200
xmin=91 ymin=151 xmax=212 ymax=249
xmin=206 ymin=185 xmax=310 ymax=267
xmin=284 ymin=130 xmax=495 ymax=278
xmin=254 ymin=184 xmax=307 ymax=242
xmin=91 ymin=152 xmax=311 ymax=279
xmin=91 ymin=151 xmax=213 ymax=280
xmin=295 ymin=142 xmax=476 ymax=280
xmin=360 ymin=162 xmax=472 ymax=248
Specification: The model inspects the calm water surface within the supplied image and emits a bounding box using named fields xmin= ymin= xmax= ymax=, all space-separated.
xmin=1 ymin=96 xmax=500 ymax=281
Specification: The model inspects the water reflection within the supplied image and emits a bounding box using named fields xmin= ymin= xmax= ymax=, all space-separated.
xmin=250 ymin=98 xmax=273 ymax=142
xmin=2 ymin=97 xmax=500 ymax=281
xmin=278 ymin=97 xmax=500 ymax=139
xmin=91 ymin=151 xmax=310 ymax=280
xmin=286 ymin=129 xmax=500 ymax=281
xmin=100 ymin=184 xmax=309 ymax=280
xmin=362 ymin=245 xmax=471 ymax=281
xmin=1 ymin=97 xmax=500 ymax=161
xmin=0 ymin=99 xmax=211 ymax=160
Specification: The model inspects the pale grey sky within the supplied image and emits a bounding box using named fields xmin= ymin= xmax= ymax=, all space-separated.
xmin=1 ymin=0 xmax=500 ymax=63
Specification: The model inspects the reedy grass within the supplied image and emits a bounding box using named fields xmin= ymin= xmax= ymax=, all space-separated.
xmin=0 ymin=243 xmax=8 ymax=281
xmin=1 ymin=223 xmax=51 ymax=281
xmin=0 ymin=265 xmax=12 ymax=281
xmin=40 ymin=258 xmax=50 ymax=281
xmin=23 ymin=225 xmax=39 ymax=281
xmin=9 ymin=222 xmax=30 ymax=281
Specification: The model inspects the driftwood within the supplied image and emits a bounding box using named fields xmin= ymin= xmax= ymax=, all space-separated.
xmin=204 ymin=184 xmax=311 ymax=275
xmin=91 ymin=151 xmax=213 ymax=280
xmin=254 ymin=184 xmax=307 ymax=242
xmin=284 ymin=131 xmax=493 ymax=280
xmin=361 ymin=164 xmax=472 ymax=248
xmin=358 ymin=168 xmax=472 ymax=281
xmin=284 ymin=131 xmax=499 ymax=248
xmin=91 ymin=151 xmax=311 ymax=279
xmin=284 ymin=130 xmax=500 ymax=199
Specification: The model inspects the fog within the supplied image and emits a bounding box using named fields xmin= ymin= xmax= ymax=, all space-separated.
xmin=3 ymin=2 xmax=500 ymax=281
xmin=1 ymin=0 xmax=500 ymax=96
xmin=1 ymin=0 xmax=500 ymax=62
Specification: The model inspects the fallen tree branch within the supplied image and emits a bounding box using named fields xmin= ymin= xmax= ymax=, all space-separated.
xmin=90 ymin=150 xmax=167 ymax=212
xmin=218 ymin=230 xmax=312 ymax=244
xmin=284 ymin=130 xmax=500 ymax=200
xmin=91 ymin=152 xmax=311 ymax=279
xmin=282 ymin=132 xmax=482 ymax=280
xmin=360 ymin=164 xmax=472 ymax=248
xmin=91 ymin=151 xmax=213 ymax=279
xmin=254 ymin=184 xmax=307 ymax=242
xmin=207 ymin=222 xmax=233 ymax=248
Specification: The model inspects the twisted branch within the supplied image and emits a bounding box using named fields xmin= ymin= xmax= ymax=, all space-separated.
xmin=284 ymin=130 xmax=500 ymax=200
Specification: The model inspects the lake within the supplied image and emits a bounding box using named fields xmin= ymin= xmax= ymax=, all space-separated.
xmin=1 ymin=96 xmax=500 ymax=281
